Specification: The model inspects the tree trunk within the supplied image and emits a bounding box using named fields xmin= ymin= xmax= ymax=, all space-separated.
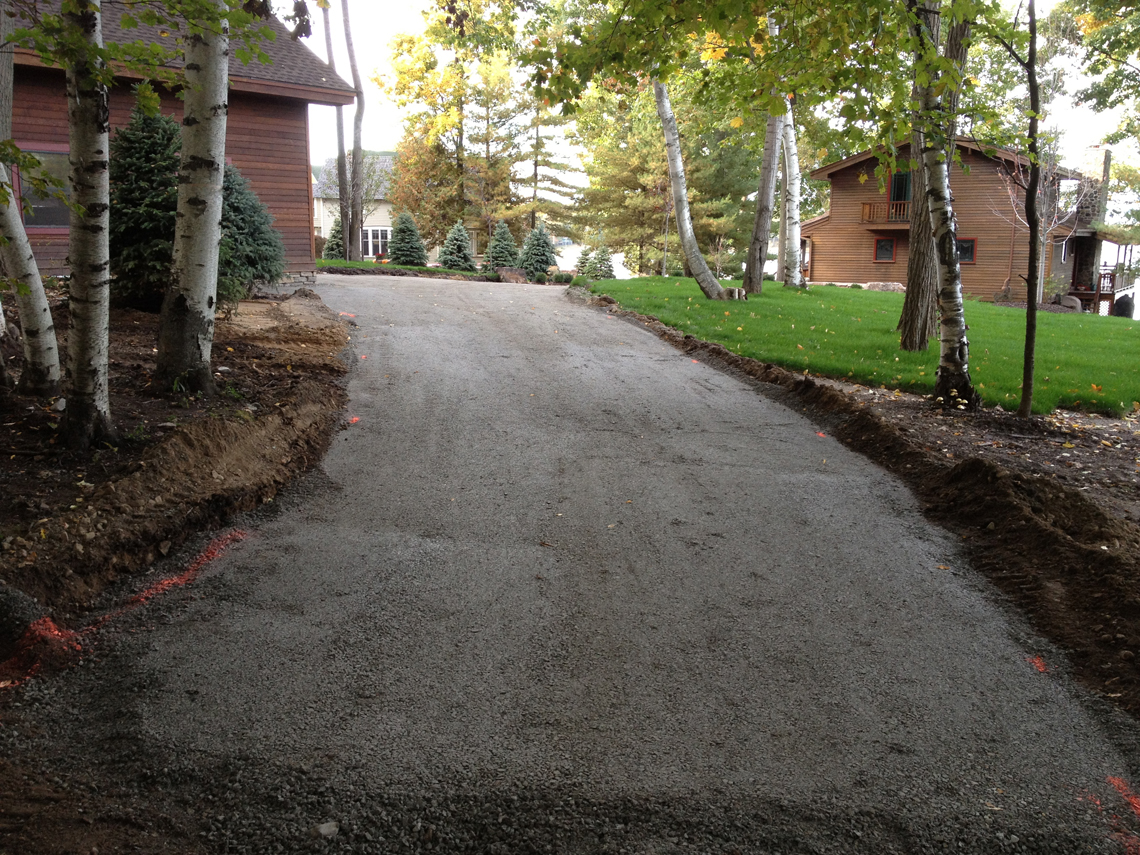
xmin=531 ymin=120 xmax=539 ymax=231
xmin=652 ymin=80 xmax=726 ymax=300
xmin=156 ymin=3 xmax=228 ymax=396
xmin=0 ymin=163 xmax=60 ymax=396
xmin=62 ymin=0 xmax=115 ymax=449
xmin=743 ymin=110 xmax=783 ymax=294
xmin=341 ymin=0 xmax=364 ymax=262
xmin=780 ymin=101 xmax=804 ymax=289
xmin=908 ymin=0 xmax=979 ymax=408
xmin=777 ymin=166 xmax=786 ymax=281
xmin=1017 ymin=0 xmax=1040 ymax=418
xmin=321 ymin=4 xmax=349 ymax=259
xmin=0 ymin=4 xmax=60 ymax=396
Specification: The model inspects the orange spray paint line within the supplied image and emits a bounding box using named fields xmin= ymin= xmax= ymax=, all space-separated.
xmin=1026 ymin=655 xmax=1049 ymax=673
xmin=0 ymin=530 xmax=246 ymax=690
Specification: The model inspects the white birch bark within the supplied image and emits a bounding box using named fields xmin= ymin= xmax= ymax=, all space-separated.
xmin=0 ymin=163 xmax=60 ymax=395
xmin=780 ymin=103 xmax=804 ymax=289
xmin=156 ymin=4 xmax=228 ymax=394
xmin=742 ymin=110 xmax=783 ymax=294
xmin=908 ymin=0 xmax=978 ymax=407
xmin=652 ymin=80 xmax=726 ymax=300
xmin=341 ymin=0 xmax=364 ymax=262
xmin=63 ymin=0 xmax=114 ymax=448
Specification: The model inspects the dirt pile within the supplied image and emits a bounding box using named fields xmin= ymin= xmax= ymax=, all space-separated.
xmin=0 ymin=289 xmax=349 ymax=643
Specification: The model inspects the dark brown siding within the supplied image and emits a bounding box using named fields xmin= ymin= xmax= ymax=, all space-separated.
xmin=803 ymin=149 xmax=1034 ymax=302
xmin=13 ymin=65 xmax=315 ymax=276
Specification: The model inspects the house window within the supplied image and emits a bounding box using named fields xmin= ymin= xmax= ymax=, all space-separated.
xmin=17 ymin=151 xmax=70 ymax=228
xmin=957 ymin=238 xmax=977 ymax=264
xmin=361 ymin=227 xmax=390 ymax=258
xmin=874 ymin=237 xmax=896 ymax=262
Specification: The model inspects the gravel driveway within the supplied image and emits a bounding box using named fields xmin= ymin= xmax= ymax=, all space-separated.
xmin=10 ymin=275 xmax=1140 ymax=853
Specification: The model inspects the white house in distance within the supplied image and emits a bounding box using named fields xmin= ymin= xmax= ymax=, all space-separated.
xmin=312 ymin=152 xmax=394 ymax=258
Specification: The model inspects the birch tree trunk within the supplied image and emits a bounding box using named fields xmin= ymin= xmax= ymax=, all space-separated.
xmin=780 ymin=101 xmax=804 ymax=289
xmin=62 ymin=0 xmax=114 ymax=449
xmin=0 ymin=0 xmax=60 ymax=396
xmin=899 ymin=134 xmax=939 ymax=350
xmin=742 ymin=110 xmax=783 ymax=294
xmin=652 ymin=80 xmax=727 ymax=300
xmin=341 ymin=0 xmax=364 ymax=262
xmin=0 ymin=163 xmax=60 ymax=395
xmin=322 ymin=3 xmax=349 ymax=259
xmin=156 ymin=4 xmax=228 ymax=395
xmin=908 ymin=0 xmax=979 ymax=408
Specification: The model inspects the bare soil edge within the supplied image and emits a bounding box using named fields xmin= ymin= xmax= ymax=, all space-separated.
xmin=581 ymin=291 xmax=1140 ymax=721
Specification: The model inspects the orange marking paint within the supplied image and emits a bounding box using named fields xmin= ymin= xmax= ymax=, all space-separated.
xmin=338 ymin=312 xmax=356 ymax=317
xmin=360 ymin=355 xmax=368 ymax=360
xmin=0 ymin=530 xmax=247 ymax=691
xmin=349 ymin=416 xmax=361 ymax=424
xmin=1026 ymin=655 xmax=1049 ymax=673
xmin=1110 ymin=777 xmax=1140 ymax=820
xmin=817 ymin=432 xmax=827 ymax=438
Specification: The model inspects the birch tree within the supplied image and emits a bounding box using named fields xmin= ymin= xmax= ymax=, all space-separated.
xmin=156 ymin=1 xmax=229 ymax=394
xmin=321 ymin=1 xmax=349 ymax=259
xmin=652 ymin=80 xmax=729 ymax=300
xmin=908 ymin=0 xmax=980 ymax=408
xmin=780 ymin=99 xmax=804 ymax=289
xmin=341 ymin=0 xmax=364 ymax=261
xmin=62 ymin=0 xmax=116 ymax=448
xmin=742 ymin=110 xmax=782 ymax=294
xmin=0 ymin=1 xmax=59 ymax=396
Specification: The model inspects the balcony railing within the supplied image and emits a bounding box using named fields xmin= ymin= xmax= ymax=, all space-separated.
xmin=861 ymin=201 xmax=910 ymax=224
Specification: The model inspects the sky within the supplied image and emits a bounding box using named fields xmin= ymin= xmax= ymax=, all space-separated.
xmin=303 ymin=0 xmax=430 ymax=166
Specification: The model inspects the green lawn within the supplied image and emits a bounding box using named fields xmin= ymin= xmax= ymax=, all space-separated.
xmin=592 ymin=276 xmax=1140 ymax=416
xmin=316 ymin=259 xmax=485 ymax=278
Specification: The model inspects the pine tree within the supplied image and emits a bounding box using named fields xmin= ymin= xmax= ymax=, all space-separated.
xmin=519 ymin=221 xmax=558 ymax=281
xmin=388 ymin=211 xmax=428 ymax=266
xmin=587 ymin=245 xmax=615 ymax=279
xmin=109 ymin=107 xmax=181 ymax=311
xmin=576 ymin=246 xmax=593 ymax=276
xmin=323 ymin=217 xmax=345 ymax=260
xmin=110 ymin=108 xmax=286 ymax=311
xmin=217 ymin=165 xmax=285 ymax=307
xmin=483 ymin=220 xmax=518 ymax=270
xmin=439 ymin=219 xmax=476 ymax=271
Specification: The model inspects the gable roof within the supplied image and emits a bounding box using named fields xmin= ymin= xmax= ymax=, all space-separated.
xmin=13 ymin=0 xmax=355 ymax=106
xmin=810 ymin=139 xmax=1084 ymax=182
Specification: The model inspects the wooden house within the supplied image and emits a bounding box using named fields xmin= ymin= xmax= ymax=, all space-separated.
xmin=12 ymin=6 xmax=355 ymax=279
xmin=799 ymin=142 xmax=1130 ymax=311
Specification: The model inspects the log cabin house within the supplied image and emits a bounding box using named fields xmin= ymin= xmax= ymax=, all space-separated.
xmin=800 ymin=141 xmax=1135 ymax=314
xmin=11 ymin=5 xmax=355 ymax=280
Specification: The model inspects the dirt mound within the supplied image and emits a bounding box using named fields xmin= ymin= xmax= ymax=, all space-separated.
xmin=608 ymin=303 xmax=1140 ymax=718
xmin=0 ymin=290 xmax=349 ymax=633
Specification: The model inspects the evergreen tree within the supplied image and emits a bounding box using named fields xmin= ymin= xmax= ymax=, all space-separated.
xmin=388 ymin=211 xmax=428 ymax=266
xmin=109 ymin=107 xmax=180 ymax=311
xmin=218 ymin=165 xmax=286 ymax=307
xmin=519 ymin=221 xmax=558 ymax=281
xmin=587 ymin=245 xmax=615 ymax=280
xmin=484 ymin=220 xmax=518 ymax=269
xmin=323 ymin=217 xmax=345 ymax=260
xmin=110 ymin=108 xmax=286 ymax=311
xmin=576 ymin=246 xmax=593 ymax=276
xmin=439 ymin=220 xmax=476 ymax=271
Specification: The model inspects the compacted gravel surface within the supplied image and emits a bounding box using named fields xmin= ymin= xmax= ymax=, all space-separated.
xmin=6 ymin=275 xmax=1140 ymax=853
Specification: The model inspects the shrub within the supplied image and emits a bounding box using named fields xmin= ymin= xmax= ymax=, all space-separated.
xmin=519 ymin=221 xmax=558 ymax=281
xmin=314 ymin=234 xmax=327 ymax=258
xmin=571 ymin=275 xmax=591 ymax=286
xmin=438 ymin=220 xmax=477 ymax=272
xmin=483 ymin=220 xmax=518 ymax=270
xmin=388 ymin=212 xmax=428 ymax=266
xmin=576 ymin=246 xmax=593 ymax=274
xmin=585 ymin=245 xmax=615 ymax=279
xmin=217 ymin=164 xmax=286 ymax=307
xmin=109 ymin=106 xmax=180 ymax=311
xmin=535 ymin=272 xmax=547 ymax=284
xmin=110 ymin=105 xmax=285 ymax=311
xmin=322 ymin=217 xmax=345 ymax=260
xmin=552 ymin=272 xmax=572 ymax=283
